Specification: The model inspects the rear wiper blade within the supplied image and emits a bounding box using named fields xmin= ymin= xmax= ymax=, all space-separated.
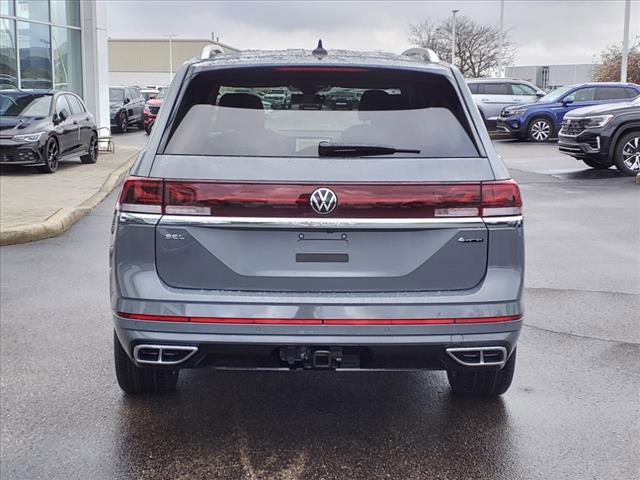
xmin=318 ymin=142 xmax=420 ymax=157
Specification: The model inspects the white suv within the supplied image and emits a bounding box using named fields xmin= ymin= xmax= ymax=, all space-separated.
xmin=467 ymin=78 xmax=545 ymax=127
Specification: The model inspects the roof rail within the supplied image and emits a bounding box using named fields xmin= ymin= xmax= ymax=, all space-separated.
xmin=401 ymin=47 xmax=440 ymax=63
xmin=201 ymin=44 xmax=224 ymax=60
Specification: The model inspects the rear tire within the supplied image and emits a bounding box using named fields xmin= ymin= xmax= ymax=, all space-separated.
xmin=137 ymin=117 xmax=144 ymax=130
xmin=613 ymin=131 xmax=640 ymax=176
xmin=114 ymin=331 xmax=179 ymax=394
xmin=80 ymin=133 xmax=98 ymax=164
xmin=582 ymin=157 xmax=613 ymax=170
xmin=447 ymin=349 xmax=516 ymax=397
xmin=527 ymin=117 xmax=553 ymax=142
xmin=115 ymin=112 xmax=128 ymax=133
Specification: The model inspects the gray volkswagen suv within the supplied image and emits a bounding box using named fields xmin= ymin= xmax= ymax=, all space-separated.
xmin=111 ymin=45 xmax=524 ymax=398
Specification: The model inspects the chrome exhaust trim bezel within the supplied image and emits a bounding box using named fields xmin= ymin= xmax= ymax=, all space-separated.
xmin=445 ymin=346 xmax=508 ymax=368
xmin=133 ymin=344 xmax=199 ymax=365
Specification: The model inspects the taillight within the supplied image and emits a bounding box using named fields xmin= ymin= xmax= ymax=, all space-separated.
xmin=481 ymin=179 xmax=522 ymax=217
xmin=162 ymin=182 xmax=482 ymax=218
xmin=118 ymin=177 xmax=163 ymax=213
xmin=117 ymin=178 xmax=522 ymax=218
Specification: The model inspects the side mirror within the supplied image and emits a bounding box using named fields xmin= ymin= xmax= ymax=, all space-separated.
xmin=58 ymin=109 xmax=68 ymax=121
xmin=536 ymin=92 xmax=545 ymax=98
xmin=562 ymin=98 xmax=574 ymax=105
xmin=124 ymin=98 xmax=130 ymax=104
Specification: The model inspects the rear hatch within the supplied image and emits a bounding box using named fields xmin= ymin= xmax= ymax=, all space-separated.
xmin=122 ymin=64 xmax=520 ymax=293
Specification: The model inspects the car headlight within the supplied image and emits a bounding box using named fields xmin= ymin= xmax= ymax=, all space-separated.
xmin=580 ymin=115 xmax=613 ymax=128
xmin=12 ymin=132 xmax=45 ymax=143
xmin=507 ymin=109 xmax=527 ymax=117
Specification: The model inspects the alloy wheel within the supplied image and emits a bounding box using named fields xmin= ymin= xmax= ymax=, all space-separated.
xmin=621 ymin=136 xmax=640 ymax=171
xmin=90 ymin=135 xmax=98 ymax=161
xmin=47 ymin=140 xmax=59 ymax=170
xmin=120 ymin=114 xmax=127 ymax=133
xmin=530 ymin=120 xmax=551 ymax=141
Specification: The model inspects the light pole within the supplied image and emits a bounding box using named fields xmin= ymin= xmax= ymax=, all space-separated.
xmin=162 ymin=34 xmax=179 ymax=82
xmin=498 ymin=0 xmax=505 ymax=77
xmin=621 ymin=0 xmax=631 ymax=82
xmin=451 ymin=9 xmax=459 ymax=66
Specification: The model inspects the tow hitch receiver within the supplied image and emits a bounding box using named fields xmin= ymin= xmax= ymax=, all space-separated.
xmin=279 ymin=346 xmax=346 ymax=369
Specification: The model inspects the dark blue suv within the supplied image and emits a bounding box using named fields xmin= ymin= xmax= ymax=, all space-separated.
xmin=497 ymin=82 xmax=640 ymax=142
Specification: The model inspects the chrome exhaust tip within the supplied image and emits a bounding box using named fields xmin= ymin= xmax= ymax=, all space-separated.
xmin=446 ymin=346 xmax=508 ymax=368
xmin=133 ymin=344 xmax=198 ymax=365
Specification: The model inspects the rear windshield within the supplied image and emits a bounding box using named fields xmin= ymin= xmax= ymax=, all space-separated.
xmin=164 ymin=66 xmax=479 ymax=158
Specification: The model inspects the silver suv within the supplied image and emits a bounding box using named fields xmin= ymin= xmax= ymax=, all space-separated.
xmin=467 ymin=78 xmax=545 ymax=126
xmin=111 ymin=46 xmax=524 ymax=398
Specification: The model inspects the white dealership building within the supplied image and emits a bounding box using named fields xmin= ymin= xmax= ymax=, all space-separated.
xmin=1 ymin=0 xmax=110 ymax=128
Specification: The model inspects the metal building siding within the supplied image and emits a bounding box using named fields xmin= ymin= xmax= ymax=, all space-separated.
xmin=109 ymin=40 xmax=216 ymax=72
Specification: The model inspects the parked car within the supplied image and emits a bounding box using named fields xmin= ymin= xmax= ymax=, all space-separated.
xmin=558 ymin=95 xmax=640 ymax=175
xmin=0 ymin=89 xmax=98 ymax=173
xmin=142 ymin=87 xmax=167 ymax=134
xmin=325 ymin=88 xmax=361 ymax=110
xmin=263 ymin=88 xmax=288 ymax=109
xmin=111 ymin=46 xmax=524 ymax=398
xmin=467 ymin=78 xmax=545 ymax=127
xmin=140 ymin=88 xmax=159 ymax=101
xmin=497 ymin=82 xmax=640 ymax=142
xmin=109 ymin=86 xmax=145 ymax=133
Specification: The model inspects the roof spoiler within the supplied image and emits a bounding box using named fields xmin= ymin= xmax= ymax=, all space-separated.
xmin=401 ymin=47 xmax=440 ymax=63
xmin=201 ymin=44 xmax=224 ymax=60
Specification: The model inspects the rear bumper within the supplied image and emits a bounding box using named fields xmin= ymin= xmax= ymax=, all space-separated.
xmin=114 ymin=315 xmax=522 ymax=371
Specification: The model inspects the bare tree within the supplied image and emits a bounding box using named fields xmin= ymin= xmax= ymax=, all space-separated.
xmin=407 ymin=15 xmax=516 ymax=78
xmin=593 ymin=40 xmax=640 ymax=83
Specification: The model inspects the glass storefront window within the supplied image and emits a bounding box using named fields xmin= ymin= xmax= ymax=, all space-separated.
xmin=1 ymin=0 xmax=15 ymax=17
xmin=52 ymin=26 xmax=82 ymax=95
xmin=18 ymin=21 xmax=52 ymax=89
xmin=0 ymin=18 xmax=19 ymax=89
xmin=51 ymin=0 xmax=80 ymax=27
xmin=16 ymin=0 xmax=50 ymax=22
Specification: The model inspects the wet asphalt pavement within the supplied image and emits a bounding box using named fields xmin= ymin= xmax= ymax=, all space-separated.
xmin=1 ymin=134 xmax=639 ymax=479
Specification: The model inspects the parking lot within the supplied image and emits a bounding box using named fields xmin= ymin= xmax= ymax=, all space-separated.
xmin=1 ymin=132 xmax=638 ymax=479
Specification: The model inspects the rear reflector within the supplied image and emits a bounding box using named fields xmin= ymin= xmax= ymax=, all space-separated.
xmin=117 ymin=178 xmax=521 ymax=218
xmin=117 ymin=312 xmax=521 ymax=325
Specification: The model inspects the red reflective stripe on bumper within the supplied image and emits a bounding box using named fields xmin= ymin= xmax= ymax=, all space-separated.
xmin=117 ymin=313 xmax=522 ymax=325
xmin=190 ymin=317 xmax=322 ymax=325
xmin=323 ymin=319 xmax=455 ymax=325
xmin=117 ymin=312 xmax=189 ymax=322
xmin=455 ymin=315 xmax=522 ymax=324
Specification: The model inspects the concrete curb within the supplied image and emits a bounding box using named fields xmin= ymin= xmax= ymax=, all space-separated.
xmin=0 ymin=152 xmax=137 ymax=246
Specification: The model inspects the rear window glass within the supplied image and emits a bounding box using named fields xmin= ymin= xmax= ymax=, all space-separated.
xmin=163 ymin=67 xmax=479 ymax=158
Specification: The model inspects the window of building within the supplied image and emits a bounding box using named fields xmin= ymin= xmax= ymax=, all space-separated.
xmin=51 ymin=0 xmax=80 ymax=27
xmin=52 ymin=26 xmax=82 ymax=95
xmin=16 ymin=0 xmax=50 ymax=22
xmin=0 ymin=18 xmax=18 ymax=89
xmin=1 ymin=0 xmax=15 ymax=16
xmin=18 ymin=21 xmax=52 ymax=89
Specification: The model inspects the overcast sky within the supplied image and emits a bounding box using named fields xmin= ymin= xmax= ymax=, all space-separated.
xmin=105 ymin=0 xmax=637 ymax=66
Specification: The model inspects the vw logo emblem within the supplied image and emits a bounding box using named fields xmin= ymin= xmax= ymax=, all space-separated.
xmin=310 ymin=187 xmax=338 ymax=215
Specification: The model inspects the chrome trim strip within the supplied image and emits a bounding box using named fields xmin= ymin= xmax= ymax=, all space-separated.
xmin=158 ymin=215 xmax=485 ymax=229
xmin=118 ymin=212 xmax=162 ymax=225
xmin=482 ymin=215 xmax=523 ymax=228
xmin=133 ymin=344 xmax=198 ymax=365
xmin=446 ymin=346 xmax=508 ymax=368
